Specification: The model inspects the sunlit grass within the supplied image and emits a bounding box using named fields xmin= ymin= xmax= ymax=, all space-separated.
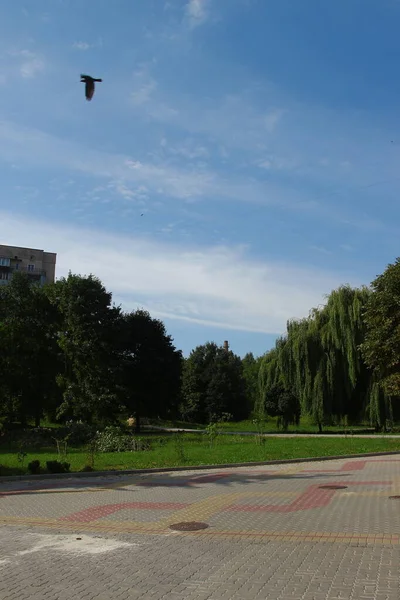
xmin=1 ymin=433 xmax=399 ymax=476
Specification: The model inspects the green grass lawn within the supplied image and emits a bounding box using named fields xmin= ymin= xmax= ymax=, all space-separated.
xmin=1 ymin=433 xmax=399 ymax=476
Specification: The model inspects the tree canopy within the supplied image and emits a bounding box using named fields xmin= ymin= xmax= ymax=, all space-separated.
xmin=181 ymin=342 xmax=247 ymax=423
xmin=258 ymin=285 xmax=387 ymax=430
xmin=2 ymin=254 xmax=400 ymax=432
xmin=361 ymin=258 xmax=400 ymax=396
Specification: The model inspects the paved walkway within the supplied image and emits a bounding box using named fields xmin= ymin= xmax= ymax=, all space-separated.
xmin=150 ymin=425 xmax=400 ymax=437
xmin=0 ymin=456 xmax=400 ymax=599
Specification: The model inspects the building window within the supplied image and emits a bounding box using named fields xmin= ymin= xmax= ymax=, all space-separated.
xmin=27 ymin=264 xmax=35 ymax=272
xmin=0 ymin=272 xmax=10 ymax=280
xmin=0 ymin=257 xmax=10 ymax=267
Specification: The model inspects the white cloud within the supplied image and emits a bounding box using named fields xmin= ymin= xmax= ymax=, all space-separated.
xmin=8 ymin=50 xmax=45 ymax=78
xmin=72 ymin=39 xmax=103 ymax=51
xmin=264 ymin=109 xmax=286 ymax=132
xmin=131 ymin=73 xmax=158 ymax=106
xmin=163 ymin=138 xmax=209 ymax=160
xmin=72 ymin=41 xmax=90 ymax=51
xmin=0 ymin=119 xmax=305 ymax=208
xmin=185 ymin=0 xmax=210 ymax=28
xmin=1 ymin=211 xmax=357 ymax=334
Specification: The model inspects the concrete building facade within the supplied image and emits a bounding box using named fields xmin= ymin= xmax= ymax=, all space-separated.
xmin=0 ymin=244 xmax=56 ymax=286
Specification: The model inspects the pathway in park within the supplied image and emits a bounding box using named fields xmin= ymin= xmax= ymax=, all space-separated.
xmin=0 ymin=455 xmax=400 ymax=599
xmin=149 ymin=425 xmax=400 ymax=438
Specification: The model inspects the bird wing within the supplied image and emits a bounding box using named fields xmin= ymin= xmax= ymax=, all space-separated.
xmin=86 ymin=80 xmax=95 ymax=100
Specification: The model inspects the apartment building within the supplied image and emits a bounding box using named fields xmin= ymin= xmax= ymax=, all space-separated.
xmin=0 ymin=244 xmax=56 ymax=286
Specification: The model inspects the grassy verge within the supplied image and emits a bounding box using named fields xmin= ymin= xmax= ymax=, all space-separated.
xmin=1 ymin=434 xmax=399 ymax=476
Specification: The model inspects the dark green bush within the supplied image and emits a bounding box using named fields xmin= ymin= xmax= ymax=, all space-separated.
xmin=64 ymin=421 xmax=97 ymax=446
xmin=46 ymin=460 xmax=70 ymax=474
xmin=27 ymin=459 xmax=41 ymax=474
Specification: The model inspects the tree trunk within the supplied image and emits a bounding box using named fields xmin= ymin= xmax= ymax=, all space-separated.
xmin=135 ymin=413 xmax=141 ymax=435
xmin=317 ymin=421 xmax=323 ymax=433
xmin=34 ymin=414 xmax=41 ymax=428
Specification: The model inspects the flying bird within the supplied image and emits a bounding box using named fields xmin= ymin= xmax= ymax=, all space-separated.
xmin=80 ymin=74 xmax=102 ymax=101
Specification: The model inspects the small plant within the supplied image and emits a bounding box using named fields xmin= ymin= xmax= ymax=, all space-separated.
xmin=205 ymin=422 xmax=219 ymax=448
xmin=16 ymin=442 xmax=27 ymax=472
xmin=252 ymin=418 xmax=266 ymax=446
xmin=53 ymin=434 xmax=70 ymax=462
xmin=27 ymin=460 xmax=41 ymax=475
xmin=173 ymin=433 xmax=187 ymax=462
xmin=85 ymin=437 xmax=99 ymax=470
xmin=46 ymin=460 xmax=70 ymax=474
xmin=95 ymin=426 xmax=150 ymax=452
xmin=219 ymin=412 xmax=233 ymax=423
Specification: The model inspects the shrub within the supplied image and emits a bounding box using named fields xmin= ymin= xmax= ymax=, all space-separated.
xmin=95 ymin=426 xmax=150 ymax=453
xmin=81 ymin=465 xmax=94 ymax=472
xmin=64 ymin=421 xmax=96 ymax=446
xmin=27 ymin=460 xmax=41 ymax=475
xmin=0 ymin=427 xmax=54 ymax=448
xmin=46 ymin=460 xmax=70 ymax=474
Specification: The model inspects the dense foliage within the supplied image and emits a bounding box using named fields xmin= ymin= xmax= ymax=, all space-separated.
xmin=0 ymin=272 xmax=182 ymax=431
xmin=1 ymin=255 xmax=400 ymax=432
xmin=258 ymin=283 xmax=400 ymax=431
xmin=361 ymin=258 xmax=400 ymax=397
xmin=180 ymin=342 xmax=247 ymax=423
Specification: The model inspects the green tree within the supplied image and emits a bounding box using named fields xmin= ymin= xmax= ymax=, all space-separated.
xmin=181 ymin=342 xmax=247 ymax=423
xmin=259 ymin=285 xmax=372 ymax=430
xmin=242 ymin=352 xmax=263 ymax=416
xmin=264 ymin=382 xmax=300 ymax=430
xmin=0 ymin=272 xmax=60 ymax=426
xmin=116 ymin=310 xmax=183 ymax=432
xmin=361 ymin=258 xmax=400 ymax=397
xmin=46 ymin=273 xmax=122 ymax=422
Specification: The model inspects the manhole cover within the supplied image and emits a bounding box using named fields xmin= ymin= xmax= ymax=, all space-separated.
xmin=318 ymin=485 xmax=348 ymax=490
xmin=389 ymin=496 xmax=400 ymax=500
xmin=169 ymin=521 xmax=209 ymax=531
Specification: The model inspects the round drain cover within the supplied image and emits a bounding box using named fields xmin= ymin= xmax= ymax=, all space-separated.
xmin=318 ymin=485 xmax=348 ymax=490
xmin=169 ymin=521 xmax=209 ymax=531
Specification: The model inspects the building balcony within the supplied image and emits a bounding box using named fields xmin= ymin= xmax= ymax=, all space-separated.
xmin=11 ymin=266 xmax=46 ymax=276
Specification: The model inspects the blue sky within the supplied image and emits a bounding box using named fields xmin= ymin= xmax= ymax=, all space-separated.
xmin=1 ymin=0 xmax=400 ymax=357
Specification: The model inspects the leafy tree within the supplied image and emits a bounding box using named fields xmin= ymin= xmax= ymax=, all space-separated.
xmin=46 ymin=273 xmax=122 ymax=422
xmin=242 ymin=352 xmax=263 ymax=415
xmin=116 ymin=310 xmax=183 ymax=432
xmin=181 ymin=342 xmax=247 ymax=423
xmin=264 ymin=382 xmax=300 ymax=430
xmin=361 ymin=258 xmax=400 ymax=397
xmin=259 ymin=285 xmax=372 ymax=430
xmin=0 ymin=272 xmax=60 ymax=426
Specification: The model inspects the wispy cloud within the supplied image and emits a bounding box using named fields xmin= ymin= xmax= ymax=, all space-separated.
xmin=72 ymin=39 xmax=103 ymax=51
xmin=8 ymin=49 xmax=45 ymax=78
xmin=131 ymin=69 xmax=158 ymax=106
xmin=1 ymin=211 xmax=357 ymax=334
xmin=72 ymin=41 xmax=91 ymax=51
xmin=185 ymin=0 xmax=210 ymax=28
xmin=0 ymin=119 xmax=311 ymax=209
xmin=162 ymin=137 xmax=209 ymax=160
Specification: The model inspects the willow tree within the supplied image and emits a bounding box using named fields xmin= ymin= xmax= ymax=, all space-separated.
xmin=259 ymin=285 xmax=374 ymax=430
xmin=257 ymin=344 xmax=282 ymax=417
